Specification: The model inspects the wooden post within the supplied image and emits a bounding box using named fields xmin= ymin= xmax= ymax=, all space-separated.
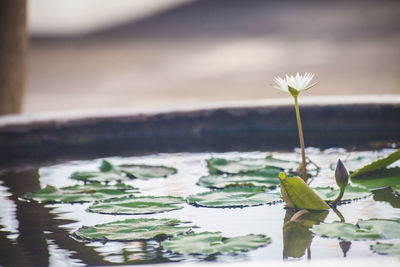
xmin=0 ymin=0 xmax=27 ymax=115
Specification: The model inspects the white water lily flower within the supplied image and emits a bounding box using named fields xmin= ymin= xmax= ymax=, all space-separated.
xmin=273 ymin=72 xmax=318 ymax=96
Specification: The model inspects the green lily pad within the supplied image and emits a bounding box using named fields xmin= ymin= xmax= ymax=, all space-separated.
xmin=162 ymin=232 xmax=270 ymax=255
xmin=24 ymin=183 xmax=138 ymax=203
xmin=116 ymin=164 xmax=177 ymax=180
xmin=207 ymin=156 xmax=298 ymax=175
xmin=186 ymin=187 xmax=281 ymax=208
xmin=313 ymin=185 xmax=371 ymax=203
xmin=311 ymin=219 xmax=400 ymax=241
xmin=73 ymin=218 xmax=193 ymax=242
xmin=351 ymin=167 xmax=400 ymax=189
xmin=371 ymin=241 xmax=400 ymax=256
xmin=351 ymin=149 xmax=400 ymax=177
xmin=88 ymin=196 xmax=185 ymax=215
xmin=198 ymin=169 xmax=280 ymax=189
xmin=71 ymin=160 xmax=177 ymax=183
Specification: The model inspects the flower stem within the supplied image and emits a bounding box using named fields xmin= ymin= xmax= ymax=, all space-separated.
xmin=331 ymin=187 xmax=345 ymax=207
xmin=293 ymin=96 xmax=307 ymax=182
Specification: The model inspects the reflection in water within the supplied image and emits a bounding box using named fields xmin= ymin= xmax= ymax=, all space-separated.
xmin=282 ymin=209 xmax=328 ymax=260
xmin=0 ymin=181 xmax=18 ymax=240
xmin=47 ymin=239 xmax=83 ymax=267
xmin=332 ymin=207 xmax=352 ymax=257
xmin=339 ymin=240 xmax=352 ymax=257
xmin=373 ymin=187 xmax=400 ymax=209
xmin=0 ymin=168 xmax=109 ymax=266
xmin=95 ymin=240 xmax=177 ymax=265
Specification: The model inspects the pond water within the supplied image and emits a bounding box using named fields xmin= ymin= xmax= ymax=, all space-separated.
xmin=0 ymin=148 xmax=399 ymax=266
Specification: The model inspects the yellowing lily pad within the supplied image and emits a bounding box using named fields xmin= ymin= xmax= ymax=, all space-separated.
xmin=24 ymin=183 xmax=138 ymax=203
xmin=279 ymin=174 xmax=330 ymax=211
xmin=73 ymin=218 xmax=194 ymax=242
xmin=371 ymin=241 xmax=400 ymax=256
xmin=186 ymin=187 xmax=281 ymax=208
xmin=207 ymin=156 xmax=298 ymax=175
xmin=88 ymin=196 xmax=185 ymax=215
xmin=161 ymin=232 xmax=271 ymax=255
xmin=197 ymin=169 xmax=280 ymax=189
xmin=311 ymin=219 xmax=400 ymax=241
xmin=312 ymin=185 xmax=371 ymax=204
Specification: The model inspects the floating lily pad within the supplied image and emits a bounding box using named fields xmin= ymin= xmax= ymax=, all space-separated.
xmin=116 ymin=164 xmax=177 ymax=180
xmin=71 ymin=169 xmax=125 ymax=183
xmin=198 ymin=169 xmax=280 ymax=189
xmin=88 ymin=196 xmax=185 ymax=215
xmin=207 ymin=156 xmax=298 ymax=175
xmin=71 ymin=160 xmax=177 ymax=183
xmin=351 ymin=167 xmax=400 ymax=189
xmin=73 ymin=218 xmax=193 ymax=242
xmin=186 ymin=187 xmax=281 ymax=208
xmin=311 ymin=219 xmax=400 ymax=241
xmin=24 ymin=183 xmax=138 ymax=203
xmin=162 ymin=232 xmax=270 ymax=255
xmin=313 ymin=185 xmax=371 ymax=203
xmin=371 ymin=241 xmax=400 ymax=256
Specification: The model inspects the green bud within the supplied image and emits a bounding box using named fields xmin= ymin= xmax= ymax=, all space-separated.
xmin=335 ymin=159 xmax=349 ymax=189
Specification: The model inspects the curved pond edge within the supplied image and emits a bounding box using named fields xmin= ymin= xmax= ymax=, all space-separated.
xmin=1 ymin=95 xmax=399 ymax=169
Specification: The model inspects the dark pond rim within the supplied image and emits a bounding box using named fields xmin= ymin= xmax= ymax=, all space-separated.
xmin=1 ymin=95 xmax=399 ymax=170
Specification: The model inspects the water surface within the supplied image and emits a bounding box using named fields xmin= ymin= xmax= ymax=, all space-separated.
xmin=0 ymin=149 xmax=399 ymax=266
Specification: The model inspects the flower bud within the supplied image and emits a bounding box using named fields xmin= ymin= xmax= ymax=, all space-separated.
xmin=335 ymin=159 xmax=349 ymax=189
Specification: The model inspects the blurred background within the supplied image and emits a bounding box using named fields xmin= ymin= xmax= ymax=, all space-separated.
xmin=25 ymin=0 xmax=400 ymax=113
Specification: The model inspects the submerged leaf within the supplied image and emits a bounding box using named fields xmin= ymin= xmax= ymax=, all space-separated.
xmin=186 ymin=187 xmax=281 ymax=208
xmin=351 ymin=149 xmax=400 ymax=177
xmin=197 ymin=170 xmax=280 ymax=189
xmin=311 ymin=219 xmax=400 ymax=241
xmin=351 ymin=167 xmax=400 ymax=189
xmin=73 ymin=218 xmax=193 ymax=242
xmin=88 ymin=196 xmax=185 ymax=215
xmin=24 ymin=183 xmax=138 ymax=203
xmin=312 ymin=185 xmax=370 ymax=203
xmin=279 ymin=174 xmax=329 ymax=211
xmin=371 ymin=241 xmax=400 ymax=256
xmin=162 ymin=232 xmax=270 ymax=255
